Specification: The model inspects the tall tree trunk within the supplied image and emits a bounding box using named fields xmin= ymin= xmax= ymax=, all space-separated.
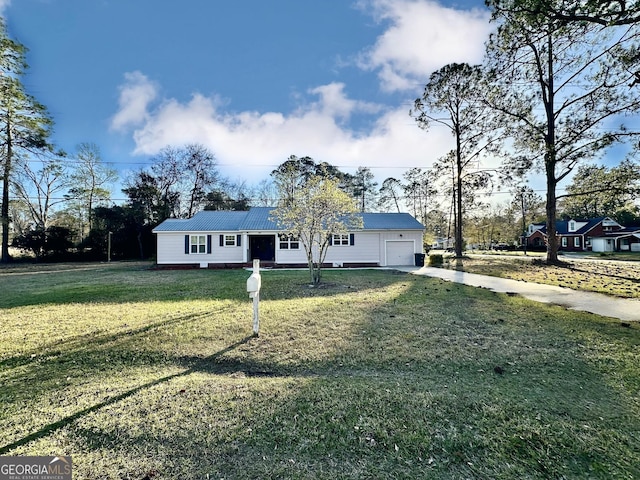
xmin=455 ymin=119 xmax=464 ymax=258
xmin=87 ymin=177 xmax=95 ymax=234
xmin=455 ymin=164 xmax=463 ymax=257
xmin=544 ymin=29 xmax=559 ymax=264
xmin=545 ymin=167 xmax=559 ymax=263
xmin=520 ymin=190 xmax=528 ymax=256
xmin=137 ymin=229 xmax=145 ymax=260
xmin=1 ymin=121 xmax=12 ymax=263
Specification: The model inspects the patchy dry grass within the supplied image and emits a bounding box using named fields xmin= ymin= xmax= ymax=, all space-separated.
xmin=0 ymin=262 xmax=638 ymax=479
xmin=443 ymin=255 xmax=640 ymax=298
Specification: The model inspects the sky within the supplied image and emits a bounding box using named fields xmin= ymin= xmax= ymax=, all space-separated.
xmin=3 ymin=0 xmax=497 ymax=198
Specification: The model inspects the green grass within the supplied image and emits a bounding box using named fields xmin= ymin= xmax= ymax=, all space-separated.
xmin=568 ymin=252 xmax=640 ymax=262
xmin=444 ymin=256 xmax=640 ymax=298
xmin=1 ymin=262 xmax=639 ymax=479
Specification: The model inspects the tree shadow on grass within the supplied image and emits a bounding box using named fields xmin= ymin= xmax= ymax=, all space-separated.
xmin=0 ymin=265 xmax=395 ymax=310
xmin=0 ymin=334 xmax=257 ymax=455
xmin=0 ymin=309 xmax=221 ymax=371
xmin=564 ymin=263 xmax=640 ymax=284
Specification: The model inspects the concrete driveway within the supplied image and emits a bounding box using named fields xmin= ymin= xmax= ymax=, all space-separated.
xmin=397 ymin=266 xmax=640 ymax=322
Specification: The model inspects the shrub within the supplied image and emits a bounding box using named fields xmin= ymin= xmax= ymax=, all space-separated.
xmin=428 ymin=253 xmax=444 ymax=266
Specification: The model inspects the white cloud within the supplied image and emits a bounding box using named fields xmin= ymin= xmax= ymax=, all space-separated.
xmin=0 ymin=0 xmax=10 ymax=15
xmin=357 ymin=0 xmax=494 ymax=91
xmin=111 ymin=1 xmax=498 ymax=185
xmin=112 ymin=73 xmax=454 ymax=183
xmin=110 ymin=71 xmax=158 ymax=132
xmin=307 ymin=83 xmax=383 ymax=120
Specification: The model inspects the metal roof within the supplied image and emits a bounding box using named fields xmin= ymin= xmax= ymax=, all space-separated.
xmin=360 ymin=212 xmax=424 ymax=230
xmin=153 ymin=211 xmax=247 ymax=232
xmin=153 ymin=208 xmax=424 ymax=232
xmin=238 ymin=207 xmax=279 ymax=231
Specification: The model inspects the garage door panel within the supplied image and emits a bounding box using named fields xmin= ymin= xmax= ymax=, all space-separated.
xmin=386 ymin=241 xmax=414 ymax=266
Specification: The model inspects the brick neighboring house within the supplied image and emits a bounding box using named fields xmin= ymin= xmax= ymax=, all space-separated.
xmin=525 ymin=217 xmax=640 ymax=252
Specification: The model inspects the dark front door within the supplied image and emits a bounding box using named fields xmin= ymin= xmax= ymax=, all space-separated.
xmin=249 ymin=235 xmax=275 ymax=261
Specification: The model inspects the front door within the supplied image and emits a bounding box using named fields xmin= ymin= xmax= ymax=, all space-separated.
xmin=249 ymin=235 xmax=275 ymax=261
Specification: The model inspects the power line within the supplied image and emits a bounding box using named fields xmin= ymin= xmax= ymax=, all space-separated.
xmin=6 ymin=187 xmax=565 ymax=204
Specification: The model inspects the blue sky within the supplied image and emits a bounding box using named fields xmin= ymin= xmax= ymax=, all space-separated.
xmin=4 ymin=0 xmax=494 ymax=190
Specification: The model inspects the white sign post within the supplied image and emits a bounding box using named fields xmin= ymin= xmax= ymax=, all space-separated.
xmin=246 ymin=259 xmax=262 ymax=336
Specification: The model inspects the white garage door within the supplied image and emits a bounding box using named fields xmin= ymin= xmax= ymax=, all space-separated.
xmin=386 ymin=241 xmax=414 ymax=266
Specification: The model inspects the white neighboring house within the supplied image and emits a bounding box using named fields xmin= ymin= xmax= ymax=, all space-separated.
xmin=152 ymin=207 xmax=425 ymax=268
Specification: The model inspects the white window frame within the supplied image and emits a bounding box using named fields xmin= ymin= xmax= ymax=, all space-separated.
xmin=569 ymin=221 xmax=576 ymax=232
xmin=224 ymin=234 xmax=236 ymax=247
xmin=574 ymin=237 xmax=580 ymax=247
xmin=332 ymin=234 xmax=350 ymax=246
xmin=278 ymin=233 xmax=300 ymax=250
xmin=561 ymin=237 xmax=568 ymax=247
xmin=190 ymin=235 xmax=207 ymax=254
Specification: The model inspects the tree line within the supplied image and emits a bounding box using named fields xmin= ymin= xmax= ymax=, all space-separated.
xmin=3 ymin=0 xmax=640 ymax=263
xmin=6 ymin=138 xmax=638 ymax=262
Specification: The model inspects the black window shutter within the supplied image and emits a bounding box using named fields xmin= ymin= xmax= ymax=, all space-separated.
xmin=185 ymin=235 xmax=190 ymax=254
xmin=350 ymin=233 xmax=355 ymax=246
xmin=237 ymin=234 xmax=242 ymax=246
xmin=219 ymin=234 xmax=224 ymax=247
xmin=207 ymin=235 xmax=212 ymax=254
xmin=328 ymin=235 xmax=333 ymax=246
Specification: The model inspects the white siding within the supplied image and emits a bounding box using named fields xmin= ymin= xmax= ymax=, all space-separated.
xmin=156 ymin=233 xmax=188 ymax=264
xmin=156 ymin=232 xmax=243 ymax=265
xmin=214 ymin=234 xmax=244 ymax=263
xmin=325 ymin=233 xmax=381 ymax=264
xmin=275 ymin=246 xmax=309 ymax=264
xmin=324 ymin=231 xmax=422 ymax=266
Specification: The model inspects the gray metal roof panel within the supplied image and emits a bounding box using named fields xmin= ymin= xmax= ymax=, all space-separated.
xmin=360 ymin=213 xmax=424 ymax=230
xmin=238 ymin=207 xmax=279 ymax=231
xmin=153 ymin=208 xmax=424 ymax=232
xmin=153 ymin=211 xmax=248 ymax=232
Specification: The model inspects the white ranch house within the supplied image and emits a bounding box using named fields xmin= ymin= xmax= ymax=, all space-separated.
xmin=153 ymin=207 xmax=425 ymax=268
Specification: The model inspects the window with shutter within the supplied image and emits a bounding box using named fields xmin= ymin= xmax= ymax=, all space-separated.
xmin=190 ymin=235 xmax=207 ymax=254
xmin=332 ymin=234 xmax=350 ymax=246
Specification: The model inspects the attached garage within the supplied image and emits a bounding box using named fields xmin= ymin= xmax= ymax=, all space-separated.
xmin=385 ymin=240 xmax=415 ymax=266
xmin=592 ymin=238 xmax=615 ymax=252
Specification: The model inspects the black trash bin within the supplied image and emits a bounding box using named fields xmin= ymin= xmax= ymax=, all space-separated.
xmin=414 ymin=253 xmax=426 ymax=266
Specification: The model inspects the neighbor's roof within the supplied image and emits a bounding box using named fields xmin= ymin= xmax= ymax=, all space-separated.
xmin=153 ymin=207 xmax=424 ymax=232
xmin=532 ymin=217 xmax=623 ymax=236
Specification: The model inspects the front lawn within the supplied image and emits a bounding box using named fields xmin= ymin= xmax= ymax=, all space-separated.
xmin=440 ymin=255 xmax=640 ymax=299
xmin=0 ymin=262 xmax=638 ymax=479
